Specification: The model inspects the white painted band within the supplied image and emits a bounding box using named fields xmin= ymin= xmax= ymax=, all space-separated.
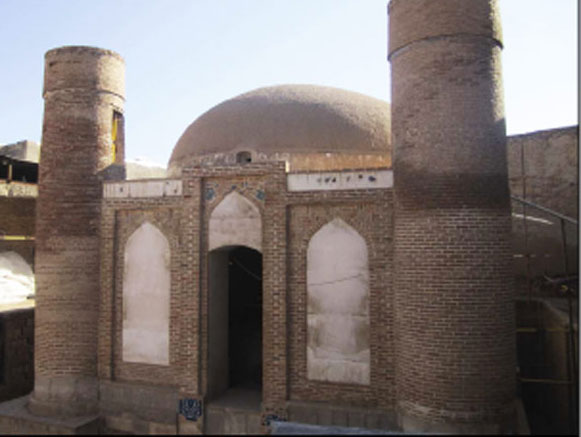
xmin=103 ymin=180 xmax=182 ymax=198
xmin=287 ymin=169 xmax=392 ymax=192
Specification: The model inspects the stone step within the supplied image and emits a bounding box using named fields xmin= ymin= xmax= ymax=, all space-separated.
xmin=286 ymin=401 xmax=398 ymax=431
xmin=271 ymin=420 xmax=402 ymax=435
xmin=0 ymin=396 xmax=100 ymax=435
xmin=205 ymin=405 xmax=263 ymax=435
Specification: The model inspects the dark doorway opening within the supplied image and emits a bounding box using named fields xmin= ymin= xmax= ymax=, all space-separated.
xmin=207 ymin=246 xmax=262 ymax=405
xmin=228 ymin=246 xmax=262 ymax=390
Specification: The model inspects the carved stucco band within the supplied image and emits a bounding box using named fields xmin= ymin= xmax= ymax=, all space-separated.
xmin=122 ymin=222 xmax=170 ymax=365
xmin=307 ymin=218 xmax=370 ymax=385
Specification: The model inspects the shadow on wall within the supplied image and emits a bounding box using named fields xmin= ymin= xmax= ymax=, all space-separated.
xmin=516 ymin=298 xmax=578 ymax=435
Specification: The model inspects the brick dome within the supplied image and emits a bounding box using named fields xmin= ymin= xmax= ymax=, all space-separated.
xmin=168 ymin=84 xmax=391 ymax=173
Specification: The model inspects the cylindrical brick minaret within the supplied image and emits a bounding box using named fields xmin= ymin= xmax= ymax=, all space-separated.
xmin=29 ymin=46 xmax=125 ymax=417
xmin=389 ymin=1 xmax=516 ymax=433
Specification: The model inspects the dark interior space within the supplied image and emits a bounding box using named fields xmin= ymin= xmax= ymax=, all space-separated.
xmin=228 ymin=247 xmax=262 ymax=390
xmin=516 ymin=299 xmax=578 ymax=435
xmin=0 ymin=158 xmax=38 ymax=183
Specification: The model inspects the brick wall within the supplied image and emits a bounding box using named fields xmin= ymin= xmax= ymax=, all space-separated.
xmin=507 ymin=126 xmax=579 ymax=281
xmin=287 ymin=189 xmax=393 ymax=409
xmin=99 ymin=165 xmax=278 ymax=427
xmin=0 ymin=198 xmax=35 ymax=237
xmin=99 ymin=195 xmax=185 ymax=384
xmin=0 ymin=197 xmax=35 ymax=266
xmin=508 ymin=126 xmax=578 ymax=219
xmin=98 ymin=163 xmax=398 ymax=432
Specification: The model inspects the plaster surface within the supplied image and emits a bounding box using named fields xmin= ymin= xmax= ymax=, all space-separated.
xmin=307 ymin=218 xmax=370 ymax=385
xmin=287 ymin=170 xmax=392 ymax=192
xmin=104 ymin=180 xmax=181 ymax=198
xmin=122 ymin=222 xmax=170 ymax=365
xmin=209 ymin=191 xmax=261 ymax=252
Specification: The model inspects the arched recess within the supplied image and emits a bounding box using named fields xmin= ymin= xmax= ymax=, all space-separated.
xmin=307 ymin=218 xmax=370 ymax=385
xmin=209 ymin=191 xmax=261 ymax=252
xmin=122 ymin=221 xmax=170 ymax=365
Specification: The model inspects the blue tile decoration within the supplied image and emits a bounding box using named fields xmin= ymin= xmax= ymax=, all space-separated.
xmin=263 ymin=414 xmax=286 ymax=426
xmin=179 ymin=398 xmax=202 ymax=421
xmin=256 ymin=189 xmax=265 ymax=201
xmin=205 ymin=187 xmax=215 ymax=201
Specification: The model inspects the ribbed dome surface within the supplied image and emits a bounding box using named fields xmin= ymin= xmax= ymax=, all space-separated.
xmin=168 ymin=84 xmax=390 ymax=170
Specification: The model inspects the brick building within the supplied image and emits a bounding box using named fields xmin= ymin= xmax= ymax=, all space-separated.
xmin=0 ymin=0 xmax=577 ymax=434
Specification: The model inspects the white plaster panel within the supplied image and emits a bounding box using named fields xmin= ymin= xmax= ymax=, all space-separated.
xmin=122 ymin=222 xmax=170 ymax=365
xmin=307 ymin=315 xmax=370 ymax=358
xmin=287 ymin=169 xmax=392 ymax=192
xmin=306 ymin=218 xmax=370 ymax=385
xmin=209 ymin=191 xmax=262 ymax=252
xmin=103 ymin=180 xmax=182 ymax=198
xmin=307 ymin=348 xmax=370 ymax=385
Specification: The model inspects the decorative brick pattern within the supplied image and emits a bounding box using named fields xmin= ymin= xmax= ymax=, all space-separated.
xmin=99 ymin=196 xmax=187 ymax=387
xmin=97 ymin=162 xmax=398 ymax=432
xmin=198 ymin=170 xmax=269 ymax=402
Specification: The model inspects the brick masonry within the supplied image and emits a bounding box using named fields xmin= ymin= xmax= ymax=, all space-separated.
xmin=389 ymin=0 xmax=516 ymax=432
xmin=30 ymin=46 xmax=125 ymax=417
xmin=18 ymin=3 xmax=576 ymax=432
xmin=507 ymin=126 xmax=579 ymax=281
xmin=97 ymin=163 xmax=395 ymax=432
xmin=287 ymin=190 xmax=393 ymax=409
xmin=0 ymin=197 xmax=35 ymax=266
xmin=0 ymin=198 xmax=35 ymax=238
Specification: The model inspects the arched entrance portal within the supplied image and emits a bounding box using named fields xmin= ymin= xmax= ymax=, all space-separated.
xmin=208 ymin=246 xmax=262 ymax=402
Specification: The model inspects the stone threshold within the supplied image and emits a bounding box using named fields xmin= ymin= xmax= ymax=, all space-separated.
xmin=0 ymin=395 xmax=100 ymax=435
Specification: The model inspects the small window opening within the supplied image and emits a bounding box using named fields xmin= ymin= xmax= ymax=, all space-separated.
xmin=236 ymin=151 xmax=252 ymax=164
xmin=111 ymin=110 xmax=125 ymax=164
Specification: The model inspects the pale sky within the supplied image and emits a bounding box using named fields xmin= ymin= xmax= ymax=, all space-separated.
xmin=0 ymin=0 xmax=577 ymax=166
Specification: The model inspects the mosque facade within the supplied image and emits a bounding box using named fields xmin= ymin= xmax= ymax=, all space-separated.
xmin=1 ymin=0 xmax=577 ymax=434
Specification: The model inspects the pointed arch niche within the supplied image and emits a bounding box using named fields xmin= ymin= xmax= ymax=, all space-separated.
xmin=122 ymin=221 xmax=170 ymax=365
xmin=307 ymin=218 xmax=370 ymax=385
xmin=209 ymin=191 xmax=261 ymax=252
